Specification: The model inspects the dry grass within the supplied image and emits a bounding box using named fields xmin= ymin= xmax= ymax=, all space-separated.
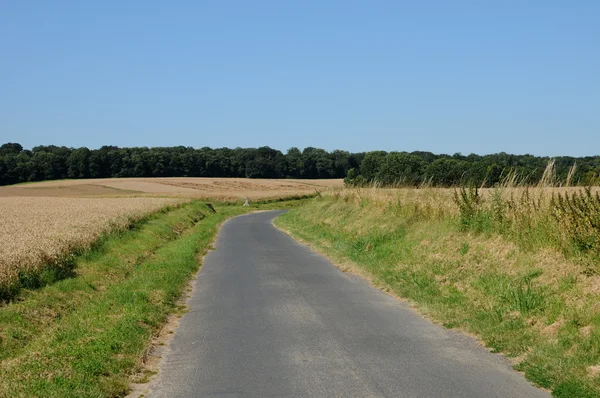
xmin=0 ymin=197 xmax=183 ymax=295
xmin=0 ymin=178 xmax=343 ymax=200
xmin=331 ymin=185 xmax=600 ymax=215
xmin=328 ymin=185 xmax=600 ymax=261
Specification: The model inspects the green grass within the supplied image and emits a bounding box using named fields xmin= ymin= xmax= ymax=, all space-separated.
xmin=275 ymin=195 xmax=600 ymax=397
xmin=0 ymin=198 xmax=304 ymax=397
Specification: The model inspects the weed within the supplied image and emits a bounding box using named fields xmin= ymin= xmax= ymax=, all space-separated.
xmin=460 ymin=242 xmax=470 ymax=255
xmin=501 ymin=277 xmax=546 ymax=314
xmin=551 ymin=187 xmax=600 ymax=255
xmin=453 ymin=186 xmax=480 ymax=230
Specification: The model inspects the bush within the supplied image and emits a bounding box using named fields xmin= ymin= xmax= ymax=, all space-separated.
xmin=344 ymin=168 xmax=366 ymax=187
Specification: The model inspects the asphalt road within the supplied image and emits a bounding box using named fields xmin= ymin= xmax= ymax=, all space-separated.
xmin=148 ymin=211 xmax=548 ymax=398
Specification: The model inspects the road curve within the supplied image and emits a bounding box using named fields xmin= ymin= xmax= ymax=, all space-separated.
xmin=147 ymin=211 xmax=548 ymax=398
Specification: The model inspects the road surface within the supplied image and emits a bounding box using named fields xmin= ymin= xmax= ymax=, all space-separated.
xmin=147 ymin=211 xmax=548 ymax=398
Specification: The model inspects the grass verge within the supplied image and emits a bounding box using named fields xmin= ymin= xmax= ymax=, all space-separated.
xmin=0 ymin=199 xmax=301 ymax=397
xmin=275 ymin=195 xmax=600 ymax=398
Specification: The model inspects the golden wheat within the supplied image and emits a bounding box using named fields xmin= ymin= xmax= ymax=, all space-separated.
xmin=0 ymin=197 xmax=183 ymax=288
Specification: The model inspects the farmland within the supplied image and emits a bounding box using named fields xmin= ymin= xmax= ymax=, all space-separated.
xmin=0 ymin=177 xmax=339 ymax=300
xmin=0 ymin=177 xmax=343 ymax=200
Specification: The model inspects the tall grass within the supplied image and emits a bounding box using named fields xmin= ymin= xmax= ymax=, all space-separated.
xmin=330 ymin=178 xmax=600 ymax=260
xmin=454 ymin=184 xmax=600 ymax=268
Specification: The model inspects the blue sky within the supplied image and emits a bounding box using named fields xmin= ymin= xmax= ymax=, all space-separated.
xmin=1 ymin=1 xmax=598 ymax=156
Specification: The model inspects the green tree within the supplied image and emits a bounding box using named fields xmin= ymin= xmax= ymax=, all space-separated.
xmin=0 ymin=142 xmax=23 ymax=156
xmin=67 ymin=148 xmax=91 ymax=179
xmin=285 ymin=147 xmax=304 ymax=178
xmin=376 ymin=152 xmax=425 ymax=186
xmin=360 ymin=151 xmax=387 ymax=182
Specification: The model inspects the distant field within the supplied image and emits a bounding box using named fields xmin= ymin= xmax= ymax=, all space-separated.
xmin=0 ymin=177 xmax=343 ymax=200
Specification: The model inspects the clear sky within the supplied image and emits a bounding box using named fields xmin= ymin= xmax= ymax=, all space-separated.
xmin=1 ymin=1 xmax=598 ymax=156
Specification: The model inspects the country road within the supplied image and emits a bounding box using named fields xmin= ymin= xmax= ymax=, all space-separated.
xmin=147 ymin=211 xmax=548 ymax=398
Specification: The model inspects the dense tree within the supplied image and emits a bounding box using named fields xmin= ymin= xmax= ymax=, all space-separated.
xmin=0 ymin=143 xmax=23 ymax=156
xmin=376 ymin=152 xmax=425 ymax=185
xmin=350 ymin=150 xmax=600 ymax=187
xmin=359 ymin=151 xmax=387 ymax=181
xmin=426 ymin=159 xmax=470 ymax=186
xmin=245 ymin=147 xmax=283 ymax=178
xmin=285 ymin=147 xmax=304 ymax=178
xmin=0 ymin=143 xmax=362 ymax=185
xmin=67 ymin=148 xmax=91 ymax=179
xmin=1 ymin=142 xmax=598 ymax=187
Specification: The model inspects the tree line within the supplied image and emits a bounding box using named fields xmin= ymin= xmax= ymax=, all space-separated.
xmin=1 ymin=142 xmax=598 ymax=187
xmin=0 ymin=143 xmax=363 ymax=185
xmin=346 ymin=151 xmax=600 ymax=187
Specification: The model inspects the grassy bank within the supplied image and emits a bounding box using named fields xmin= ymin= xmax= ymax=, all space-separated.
xmin=0 ymin=199 xmax=301 ymax=397
xmin=275 ymin=190 xmax=600 ymax=397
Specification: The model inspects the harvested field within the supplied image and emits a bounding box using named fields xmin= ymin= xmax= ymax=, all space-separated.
xmin=0 ymin=178 xmax=343 ymax=200
xmin=0 ymin=196 xmax=183 ymax=297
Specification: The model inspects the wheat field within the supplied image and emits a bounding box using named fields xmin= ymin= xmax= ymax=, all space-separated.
xmin=0 ymin=178 xmax=343 ymax=200
xmin=0 ymin=196 xmax=183 ymax=294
